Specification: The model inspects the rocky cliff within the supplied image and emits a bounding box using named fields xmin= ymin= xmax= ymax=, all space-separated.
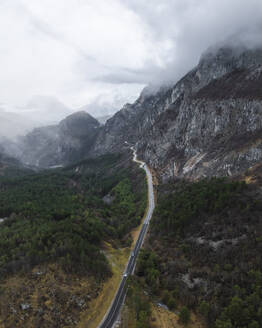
xmin=93 ymin=45 xmax=262 ymax=181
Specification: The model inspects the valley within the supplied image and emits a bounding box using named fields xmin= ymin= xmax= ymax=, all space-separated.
xmin=0 ymin=38 xmax=262 ymax=328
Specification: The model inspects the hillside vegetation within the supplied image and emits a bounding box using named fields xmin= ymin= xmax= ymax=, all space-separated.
xmin=0 ymin=152 xmax=147 ymax=327
xmin=136 ymin=178 xmax=262 ymax=328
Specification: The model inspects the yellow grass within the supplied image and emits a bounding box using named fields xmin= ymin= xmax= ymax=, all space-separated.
xmin=245 ymin=176 xmax=253 ymax=184
xmin=150 ymin=303 xmax=204 ymax=328
xmin=0 ymin=263 xmax=95 ymax=328
xmin=120 ymin=302 xmax=205 ymax=328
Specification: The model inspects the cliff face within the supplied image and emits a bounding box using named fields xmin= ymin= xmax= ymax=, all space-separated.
xmin=94 ymin=46 xmax=262 ymax=181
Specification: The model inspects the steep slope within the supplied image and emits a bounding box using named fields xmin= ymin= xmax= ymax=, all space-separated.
xmin=93 ymin=85 xmax=171 ymax=155
xmin=15 ymin=111 xmax=100 ymax=168
xmin=93 ymin=46 xmax=262 ymax=181
xmin=139 ymin=47 xmax=262 ymax=181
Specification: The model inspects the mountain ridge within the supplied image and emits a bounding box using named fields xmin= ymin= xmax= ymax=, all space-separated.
xmin=92 ymin=45 xmax=262 ymax=181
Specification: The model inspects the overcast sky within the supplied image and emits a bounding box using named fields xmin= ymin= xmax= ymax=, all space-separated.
xmin=1 ymin=0 xmax=262 ymax=117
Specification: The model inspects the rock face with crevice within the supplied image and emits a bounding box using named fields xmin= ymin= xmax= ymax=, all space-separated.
xmin=93 ymin=45 xmax=262 ymax=181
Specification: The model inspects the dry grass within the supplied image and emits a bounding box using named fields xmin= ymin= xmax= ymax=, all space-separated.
xmin=242 ymin=162 xmax=262 ymax=186
xmin=120 ymin=302 xmax=205 ymax=328
xmin=150 ymin=303 xmax=204 ymax=328
xmin=0 ymin=263 xmax=96 ymax=328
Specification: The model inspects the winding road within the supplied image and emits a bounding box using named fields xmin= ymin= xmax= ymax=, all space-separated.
xmin=97 ymin=147 xmax=155 ymax=328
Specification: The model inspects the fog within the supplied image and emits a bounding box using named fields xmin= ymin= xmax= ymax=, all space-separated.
xmin=0 ymin=107 xmax=38 ymax=139
xmin=0 ymin=0 xmax=262 ymax=135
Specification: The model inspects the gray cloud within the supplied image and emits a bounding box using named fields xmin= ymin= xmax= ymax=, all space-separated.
xmin=17 ymin=0 xmax=98 ymax=64
xmin=122 ymin=0 xmax=262 ymax=84
xmin=0 ymin=0 xmax=262 ymax=125
xmin=93 ymin=63 xmax=165 ymax=85
xmin=90 ymin=0 xmax=262 ymax=90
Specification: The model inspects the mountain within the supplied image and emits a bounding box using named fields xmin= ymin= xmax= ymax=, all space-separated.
xmin=1 ymin=40 xmax=262 ymax=328
xmin=9 ymin=111 xmax=100 ymax=168
xmin=93 ymin=45 xmax=262 ymax=181
xmin=4 ymin=43 xmax=262 ymax=180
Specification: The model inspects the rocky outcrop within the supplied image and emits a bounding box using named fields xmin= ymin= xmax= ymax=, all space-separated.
xmin=93 ymin=46 xmax=262 ymax=181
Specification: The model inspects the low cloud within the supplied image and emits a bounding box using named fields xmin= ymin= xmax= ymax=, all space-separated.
xmin=123 ymin=0 xmax=262 ymax=84
xmin=0 ymin=0 xmax=262 ymax=121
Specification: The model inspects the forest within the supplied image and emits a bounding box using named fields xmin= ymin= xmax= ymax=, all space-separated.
xmin=0 ymin=153 xmax=147 ymax=280
xmin=136 ymin=178 xmax=262 ymax=327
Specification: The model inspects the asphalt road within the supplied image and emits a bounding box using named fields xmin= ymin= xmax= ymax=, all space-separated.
xmin=97 ymin=148 xmax=155 ymax=328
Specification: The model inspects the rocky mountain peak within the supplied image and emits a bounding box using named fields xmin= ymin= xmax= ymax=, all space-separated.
xmin=59 ymin=111 xmax=100 ymax=138
xmin=201 ymin=42 xmax=262 ymax=67
xmin=92 ymin=43 xmax=262 ymax=182
xmin=3 ymin=111 xmax=100 ymax=168
xmin=60 ymin=110 xmax=98 ymax=123
xmin=197 ymin=46 xmax=262 ymax=84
